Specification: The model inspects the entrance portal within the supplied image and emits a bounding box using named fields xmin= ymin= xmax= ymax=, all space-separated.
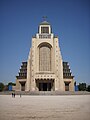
xmin=36 ymin=79 xmax=54 ymax=91
xmin=65 ymin=82 xmax=70 ymax=91
xmin=43 ymin=83 xmax=47 ymax=91
xmin=19 ymin=82 xmax=26 ymax=91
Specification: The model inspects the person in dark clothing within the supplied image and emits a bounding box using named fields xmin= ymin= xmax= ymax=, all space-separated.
xmin=12 ymin=93 xmax=13 ymax=98
xmin=20 ymin=93 xmax=21 ymax=98
xmin=13 ymin=93 xmax=15 ymax=98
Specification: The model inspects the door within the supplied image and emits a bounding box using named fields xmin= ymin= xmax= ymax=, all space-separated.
xmin=43 ymin=83 xmax=47 ymax=91
xmin=65 ymin=82 xmax=69 ymax=91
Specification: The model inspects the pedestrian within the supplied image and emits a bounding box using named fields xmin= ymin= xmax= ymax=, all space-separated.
xmin=12 ymin=93 xmax=13 ymax=97
xmin=20 ymin=93 xmax=21 ymax=98
xmin=13 ymin=93 xmax=15 ymax=98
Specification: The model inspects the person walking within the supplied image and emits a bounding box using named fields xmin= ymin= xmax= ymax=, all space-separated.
xmin=13 ymin=93 xmax=15 ymax=98
xmin=12 ymin=93 xmax=13 ymax=98
xmin=20 ymin=93 xmax=21 ymax=98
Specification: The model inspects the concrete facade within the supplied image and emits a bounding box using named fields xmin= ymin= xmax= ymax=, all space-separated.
xmin=16 ymin=20 xmax=75 ymax=91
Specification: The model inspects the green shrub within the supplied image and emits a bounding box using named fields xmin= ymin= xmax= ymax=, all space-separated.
xmin=86 ymin=85 xmax=90 ymax=92
xmin=0 ymin=83 xmax=4 ymax=91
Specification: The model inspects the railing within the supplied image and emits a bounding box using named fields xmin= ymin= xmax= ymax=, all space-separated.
xmin=39 ymin=34 xmax=51 ymax=39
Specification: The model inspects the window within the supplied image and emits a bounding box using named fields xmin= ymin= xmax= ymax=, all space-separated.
xmin=39 ymin=45 xmax=51 ymax=71
xmin=41 ymin=27 xmax=49 ymax=34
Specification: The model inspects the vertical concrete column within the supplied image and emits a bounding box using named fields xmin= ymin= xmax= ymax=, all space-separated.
xmin=26 ymin=53 xmax=31 ymax=91
xmin=69 ymin=79 xmax=75 ymax=91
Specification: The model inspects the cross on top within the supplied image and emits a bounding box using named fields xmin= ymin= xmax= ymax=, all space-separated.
xmin=42 ymin=16 xmax=47 ymax=21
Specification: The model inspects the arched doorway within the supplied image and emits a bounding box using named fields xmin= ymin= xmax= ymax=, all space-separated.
xmin=19 ymin=81 xmax=26 ymax=91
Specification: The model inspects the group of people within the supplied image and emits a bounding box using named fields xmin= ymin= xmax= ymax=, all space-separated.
xmin=12 ymin=93 xmax=15 ymax=98
xmin=12 ymin=92 xmax=21 ymax=98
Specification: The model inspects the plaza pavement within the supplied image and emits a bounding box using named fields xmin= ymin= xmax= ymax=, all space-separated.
xmin=0 ymin=95 xmax=90 ymax=120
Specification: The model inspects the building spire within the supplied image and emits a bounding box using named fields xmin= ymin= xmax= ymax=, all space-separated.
xmin=42 ymin=16 xmax=47 ymax=21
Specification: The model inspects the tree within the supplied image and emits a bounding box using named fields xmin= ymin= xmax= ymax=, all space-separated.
xmin=78 ymin=83 xmax=86 ymax=91
xmin=86 ymin=85 xmax=90 ymax=92
xmin=8 ymin=82 xmax=16 ymax=86
xmin=0 ymin=82 xmax=4 ymax=91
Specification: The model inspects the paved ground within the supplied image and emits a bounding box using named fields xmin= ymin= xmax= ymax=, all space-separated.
xmin=0 ymin=95 xmax=90 ymax=120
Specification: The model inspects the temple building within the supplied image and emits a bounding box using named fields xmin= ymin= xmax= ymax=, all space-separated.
xmin=16 ymin=20 xmax=75 ymax=91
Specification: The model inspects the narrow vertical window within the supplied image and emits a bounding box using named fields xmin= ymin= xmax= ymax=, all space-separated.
xmin=41 ymin=27 xmax=49 ymax=33
xmin=39 ymin=45 xmax=51 ymax=71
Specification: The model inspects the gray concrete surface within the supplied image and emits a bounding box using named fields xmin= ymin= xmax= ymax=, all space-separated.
xmin=0 ymin=95 xmax=90 ymax=120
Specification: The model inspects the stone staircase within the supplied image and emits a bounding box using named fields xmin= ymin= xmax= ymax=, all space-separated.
xmin=0 ymin=91 xmax=90 ymax=95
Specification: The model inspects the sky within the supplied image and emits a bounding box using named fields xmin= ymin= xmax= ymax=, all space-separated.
xmin=0 ymin=0 xmax=90 ymax=85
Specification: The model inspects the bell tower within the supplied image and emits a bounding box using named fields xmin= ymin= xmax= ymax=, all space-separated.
xmin=39 ymin=22 xmax=51 ymax=34
xmin=26 ymin=19 xmax=65 ymax=91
